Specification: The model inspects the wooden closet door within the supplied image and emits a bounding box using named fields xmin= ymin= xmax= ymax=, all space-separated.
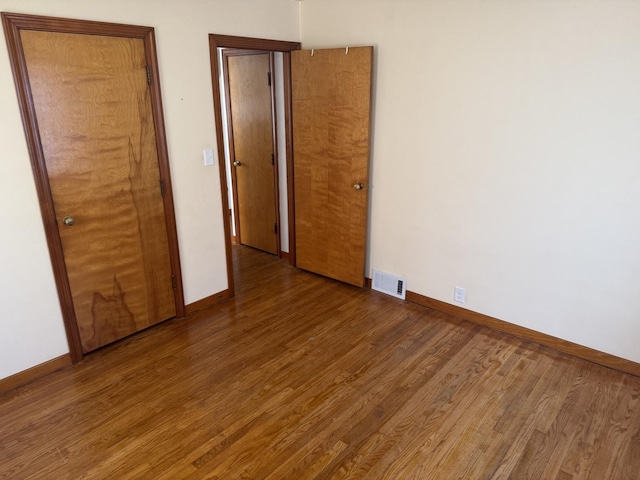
xmin=292 ymin=47 xmax=373 ymax=287
xmin=21 ymin=30 xmax=176 ymax=352
xmin=227 ymin=52 xmax=278 ymax=254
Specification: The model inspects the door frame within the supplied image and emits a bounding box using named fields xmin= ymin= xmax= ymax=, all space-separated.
xmin=221 ymin=49 xmax=280 ymax=253
xmin=2 ymin=12 xmax=186 ymax=363
xmin=209 ymin=34 xmax=300 ymax=294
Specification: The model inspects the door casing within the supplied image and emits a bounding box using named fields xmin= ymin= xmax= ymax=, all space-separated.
xmin=2 ymin=12 xmax=185 ymax=362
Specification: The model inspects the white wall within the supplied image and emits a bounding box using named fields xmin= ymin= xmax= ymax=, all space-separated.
xmin=0 ymin=0 xmax=299 ymax=379
xmin=300 ymin=0 xmax=640 ymax=363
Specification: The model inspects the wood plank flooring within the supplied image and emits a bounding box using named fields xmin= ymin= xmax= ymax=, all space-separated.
xmin=1 ymin=246 xmax=639 ymax=479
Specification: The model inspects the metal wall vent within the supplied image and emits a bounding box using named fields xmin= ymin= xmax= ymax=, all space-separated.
xmin=372 ymin=269 xmax=407 ymax=300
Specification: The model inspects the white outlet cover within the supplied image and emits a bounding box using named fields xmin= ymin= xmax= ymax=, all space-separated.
xmin=454 ymin=286 xmax=466 ymax=304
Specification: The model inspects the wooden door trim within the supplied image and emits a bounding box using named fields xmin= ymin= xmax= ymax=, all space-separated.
xmin=209 ymin=34 xmax=300 ymax=294
xmin=223 ymin=48 xmax=268 ymax=57
xmin=2 ymin=12 xmax=185 ymax=363
xmin=142 ymin=23 xmax=185 ymax=321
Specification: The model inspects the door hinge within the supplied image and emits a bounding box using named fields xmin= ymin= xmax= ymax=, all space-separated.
xmin=274 ymin=223 xmax=278 ymax=234
xmin=160 ymin=179 xmax=166 ymax=196
xmin=146 ymin=65 xmax=152 ymax=85
xmin=171 ymin=274 xmax=177 ymax=289
xmin=267 ymin=71 xmax=272 ymax=86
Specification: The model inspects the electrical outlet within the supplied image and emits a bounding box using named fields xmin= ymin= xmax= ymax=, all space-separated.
xmin=454 ymin=286 xmax=466 ymax=304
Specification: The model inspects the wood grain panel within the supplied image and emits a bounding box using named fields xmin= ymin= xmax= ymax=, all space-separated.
xmin=227 ymin=53 xmax=278 ymax=254
xmin=21 ymin=31 xmax=176 ymax=352
xmin=292 ymin=47 xmax=372 ymax=287
xmin=0 ymin=246 xmax=638 ymax=478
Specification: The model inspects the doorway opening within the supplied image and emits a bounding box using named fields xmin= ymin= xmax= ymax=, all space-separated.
xmin=210 ymin=36 xmax=374 ymax=293
xmin=209 ymin=35 xmax=301 ymax=296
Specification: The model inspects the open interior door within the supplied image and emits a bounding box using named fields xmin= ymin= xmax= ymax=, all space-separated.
xmin=292 ymin=46 xmax=373 ymax=287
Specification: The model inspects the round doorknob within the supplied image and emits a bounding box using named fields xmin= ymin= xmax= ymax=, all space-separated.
xmin=233 ymin=161 xmax=242 ymax=167
xmin=62 ymin=216 xmax=75 ymax=226
xmin=353 ymin=183 xmax=365 ymax=190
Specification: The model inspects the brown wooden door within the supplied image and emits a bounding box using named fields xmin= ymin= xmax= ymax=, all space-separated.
xmin=292 ymin=47 xmax=373 ymax=287
xmin=226 ymin=52 xmax=278 ymax=255
xmin=21 ymin=31 xmax=176 ymax=353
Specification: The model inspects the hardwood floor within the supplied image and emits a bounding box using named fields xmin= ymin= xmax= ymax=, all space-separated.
xmin=1 ymin=246 xmax=639 ymax=479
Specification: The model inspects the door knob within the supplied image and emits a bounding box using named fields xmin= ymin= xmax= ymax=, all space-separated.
xmin=353 ymin=183 xmax=365 ymax=190
xmin=62 ymin=216 xmax=75 ymax=226
xmin=233 ymin=161 xmax=242 ymax=167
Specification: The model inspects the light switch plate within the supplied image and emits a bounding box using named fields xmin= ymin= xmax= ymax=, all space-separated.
xmin=203 ymin=148 xmax=215 ymax=166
